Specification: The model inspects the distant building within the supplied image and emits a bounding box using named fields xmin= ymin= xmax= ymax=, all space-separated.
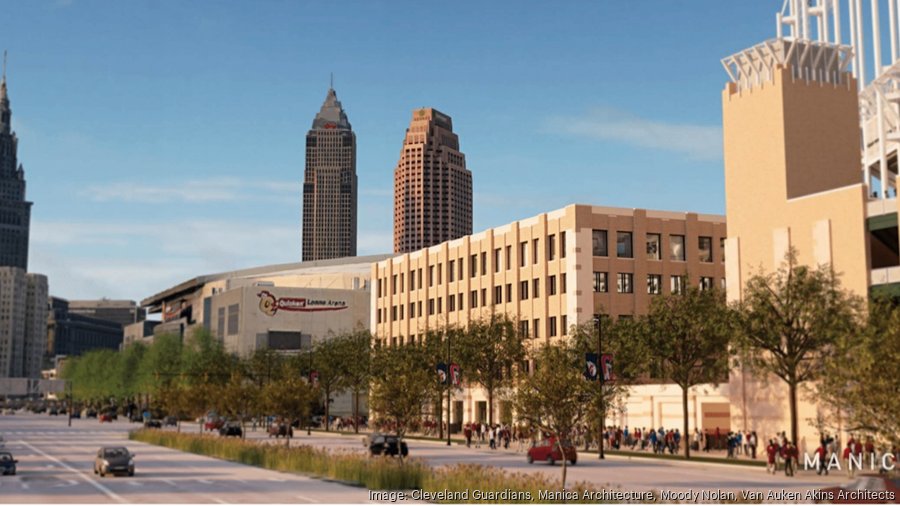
xmin=0 ymin=267 xmax=48 ymax=378
xmin=122 ymin=320 xmax=159 ymax=349
xmin=302 ymin=86 xmax=357 ymax=262
xmin=393 ymin=108 xmax=472 ymax=253
xmin=46 ymin=297 xmax=124 ymax=359
xmin=67 ymin=299 xmax=144 ymax=327
xmin=0 ymin=64 xmax=33 ymax=270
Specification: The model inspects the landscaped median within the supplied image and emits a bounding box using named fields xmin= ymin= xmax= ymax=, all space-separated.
xmin=128 ymin=429 xmax=612 ymax=503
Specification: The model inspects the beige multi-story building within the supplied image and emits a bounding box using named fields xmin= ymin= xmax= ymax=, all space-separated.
xmin=393 ymin=108 xmax=472 ymax=254
xmin=0 ymin=267 xmax=48 ymax=378
xmin=372 ymin=204 xmax=726 ymax=425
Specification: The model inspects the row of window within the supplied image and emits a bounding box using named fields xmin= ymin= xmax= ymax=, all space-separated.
xmin=377 ymin=233 xmax=569 ymax=298
xmin=379 ymin=314 xmax=570 ymax=347
xmin=593 ymin=271 xmax=719 ymax=294
xmin=376 ymin=274 xmax=570 ymax=324
xmin=592 ymin=230 xmax=720 ymax=263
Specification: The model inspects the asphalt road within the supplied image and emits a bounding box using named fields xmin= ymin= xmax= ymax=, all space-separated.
xmin=0 ymin=414 xmax=369 ymax=504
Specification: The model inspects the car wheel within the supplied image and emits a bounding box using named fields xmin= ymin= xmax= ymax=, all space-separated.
xmin=547 ymin=456 xmax=555 ymax=466
xmin=128 ymin=470 xmax=134 ymax=477
xmin=527 ymin=454 xmax=534 ymax=464
xmin=570 ymin=458 xmax=577 ymax=465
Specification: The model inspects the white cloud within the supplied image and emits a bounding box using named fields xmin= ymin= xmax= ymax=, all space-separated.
xmin=547 ymin=107 xmax=723 ymax=161
xmin=82 ymin=177 xmax=300 ymax=204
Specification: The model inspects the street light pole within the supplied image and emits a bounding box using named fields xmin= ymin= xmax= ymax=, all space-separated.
xmin=67 ymin=381 xmax=72 ymax=428
xmin=308 ymin=345 xmax=313 ymax=436
xmin=446 ymin=330 xmax=451 ymax=446
xmin=596 ymin=314 xmax=605 ymax=460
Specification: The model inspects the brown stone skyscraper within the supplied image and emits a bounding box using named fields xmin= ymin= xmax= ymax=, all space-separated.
xmin=302 ymin=86 xmax=357 ymax=261
xmin=393 ymin=108 xmax=472 ymax=253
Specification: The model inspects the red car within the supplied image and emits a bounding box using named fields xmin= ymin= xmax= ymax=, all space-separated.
xmin=817 ymin=474 xmax=900 ymax=504
xmin=204 ymin=418 xmax=224 ymax=431
xmin=527 ymin=437 xmax=577 ymax=465
xmin=99 ymin=413 xmax=114 ymax=423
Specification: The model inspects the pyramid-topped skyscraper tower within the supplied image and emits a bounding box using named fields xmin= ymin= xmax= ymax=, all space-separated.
xmin=0 ymin=52 xmax=32 ymax=270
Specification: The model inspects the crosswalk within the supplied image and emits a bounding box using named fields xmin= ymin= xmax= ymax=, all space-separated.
xmin=2 ymin=430 xmax=124 ymax=435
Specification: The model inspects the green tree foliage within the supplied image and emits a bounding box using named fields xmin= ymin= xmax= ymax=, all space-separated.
xmin=455 ymin=314 xmax=525 ymax=426
xmin=369 ymin=343 xmax=432 ymax=457
xmin=333 ymin=328 xmax=373 ymax=433
xmin=820 ymin=296 xmax=900 ymax=445
xmin=737 ymin=251 xmax=862 ymax=447
xmin=312 ymin=336 xmax=348 ymax=431
xmin=513 ymin=341 xmax=589 ymax=491
xmin=644 ymin=287 xmax=733 ymax=458
xmin=420 ymin=326 xmax=463 ymax=439
xmin=261 ymin=358 xmax=315 ymax=447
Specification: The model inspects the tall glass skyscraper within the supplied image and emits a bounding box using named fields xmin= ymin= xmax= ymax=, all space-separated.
xmin=301 ymin=86 xmax=357 ymax=261
xmin=0 ymin=67 xmax=32 ymax=270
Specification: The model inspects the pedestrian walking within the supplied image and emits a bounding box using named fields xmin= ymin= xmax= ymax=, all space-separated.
xmin=766 ymin=439 xmax=777 ymax=474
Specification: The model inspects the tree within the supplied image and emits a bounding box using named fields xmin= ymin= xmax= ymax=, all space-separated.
xmin=569 ymin=314 xmax=649 ymax=456
xmin=180 ymin=329 xmax=233 ymax=426
xmin=217 ymin=360 xmax=259 ymax=438
xmin=261 ymin=360 xmax=316 ymax=447
xmin=819 ymin=296 xmax=900 ymax=445
xmin=513 ymin=341 xmax=589 ymax=491
xmin=737 ymin=251 xmax=862 ymax=446
xmin=135 ymin=333 xmax=183 ymax=414
xmin=456 ymin=314 xmax=525 ymax=426
xmin=421 ymin=326 xmax=462 ymax=439
xmin=369 ymin=343 xmax=431 ymax=459
xmin=312 ymin=336 xmax=347 ymax=431
xmin=333 ymin=328 xmax=372 ymax=433
xmin=644 ymin=287 xmax=733 ymax=458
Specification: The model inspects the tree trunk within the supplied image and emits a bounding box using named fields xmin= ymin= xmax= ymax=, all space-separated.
xmin=353 ymin=389 xmax=359 ymax=434
xmin=437 ymin=396 xmax=444 ymax=440
xmin=789 ymin=381 xmax=799 ymax=447
xmin=488 ymin=388 xmax=494 ymax=426
xmin=324 ymin=388 xmax=330 ymax=432
xmin=682 ymin=385 xmax=690 ymax=459
xmin=558 ymin=438 xmax=568 ymax=492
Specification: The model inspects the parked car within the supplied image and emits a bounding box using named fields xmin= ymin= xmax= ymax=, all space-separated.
xmin=0 ymin=451 xmax=17 ymax=475
xmin=268 ymin=423 xmax=293 ymax=438
xmin=143 ymin=419 xmax=162 ymax=429
xmin=70 ymin=410 xmax=81 ymax=419
xmin=163 ymin=416 xmax=177 ymax=427
xmin=93 ymin=447 xmax=134 ymax=477
xmin=204 ymin=418 xmax=224 ymax=431
xmin=365 ymin=433 xmax=409 ymax=457
xmin=219 ymin=422 xmax=243 ymax=438
xmin=85 ymin=409 xmax=98 ymax=419
xmin=527 ymin=437 xmax=577 ymax=465
xmin=48 ymin=407 xmax=59 ymax=416
xmin=817 ymin=474 xmax=900 ymax=504
xmin=99 ymin=413 xmax=115 ymax=423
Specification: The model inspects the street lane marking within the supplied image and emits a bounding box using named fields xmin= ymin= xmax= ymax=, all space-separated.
xmin=296 ymin=495 xmax=319 ymax=503
xmin=162 ymin=479 xmax=177 ymax=487
xmin=196 ymin=479 xmax=213 ymax=484
xmin=19 ymin=440 xmax=127 ymax=504
xmin=267 ymin=477 xmax=286 ymax=482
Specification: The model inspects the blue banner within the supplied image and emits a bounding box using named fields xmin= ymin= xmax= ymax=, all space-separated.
xmin=584 ymin=353 xmax=598 ymax=381
xmin=437 ymin=363 xmax=448 ymax=385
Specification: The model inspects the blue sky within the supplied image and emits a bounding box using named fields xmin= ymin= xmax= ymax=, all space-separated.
xmin=3 ymin=0 xmax=778 ymax=302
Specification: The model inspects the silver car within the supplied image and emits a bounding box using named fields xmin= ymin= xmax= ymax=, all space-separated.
xmin=93 ymin=447 xmax=134 ymax=477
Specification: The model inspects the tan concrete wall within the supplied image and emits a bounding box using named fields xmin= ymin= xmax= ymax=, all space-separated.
xmin=722 ymin=65 xmax=868 ymax=452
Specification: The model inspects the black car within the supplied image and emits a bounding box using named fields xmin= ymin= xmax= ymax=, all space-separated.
xmin=48 ymin=407 xmax=59 ymax=416
xmin=163 ymin=416 xmax=177 ymax=427
xmin=219 ymin=422 xmax=242 ymax=438
xmin=0 ymin=452 xmax=17 ymax=475
xmin=85 ymin=409 xmax=98 ymax=418
xmin=143 ymin=419 xmax=162 ymax=429
xmin=366 ymin=433 xmax=409 ymax=457
xmin=70 ymin=410 xmax=81 ymax=419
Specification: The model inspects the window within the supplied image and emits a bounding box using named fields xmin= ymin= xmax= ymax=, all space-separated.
xmin=548 ymin=234 xmax=556 ymax=261
xmin=593 ymin=272 xmax=608 ymax=293
xmin=400 ymin=273 xmax=404 ymax=293
xmin=458 ymin=257 xmax=463 ymax=278
xmin=519 ymin=320 xmax=530 ymax=338
xmin=481 ymin=252 xmax=487 ymax=275
xmin=377 ymin=308 xmax=382 ymax=324
xmin=417 ymin=301 xmax=422 ymax=317
xmin=226 ymin=304 xmax=240 ymax=335
xmin=437 ymin=263 xmax=442 ymax=284
xmin=721 ymin=238 xmax=726 ymax=262
xmin=670 ymin=235 xmax=686 ymax=261
xmin=561 ymin=231 xmax=566 ymax=258
xmin=532 ymin=239 xmax=539 ymax=264
xmin=520 ymin=242 xmax=527 ymax=267
xmin=647 ymin=233 xmax=661 ymax=260
xmin=391 ymin=306 xmax=397 ymax=321
xmin=458 ymin=293 xmax=464 ymax=311
xmin=470 ymin=290 xmax=478 ymax=308
xmin=494 ymin=248 xmax=501 ymax=273
xmin=376 ymin=278 xmax=382 ymax=297
xmin=699 ymin=236 xmax=713 ymax=263
xmin=506 ymin=283 xmax=512 ymax=303
xmin=700 ymin=276 xmax=714 ymax=291
xmin=592 ymin=230 xmax=608 ymax=256
xmin=392 ymin=274 xmax=397 ymax=294
xmin=494 ymin=285 xmax=502 ymax=304
xmin=409 ymin=270 xmax=415 ymax=291
xmin=505 ymin=246 xmax=511 ymax=271
xmin=671 ymin=275 xmax=685 ymax=295
xmin=217 ymin=307 xmax=225 ymax=339
xmin=449 ymin=260 xmax=455 ymax=282
xmin=561 ymin=273 xmax=567 ymax=294
xmin=449 ymin=295 xmax=456 ymax=312
xmin=428 ymin=299 xmax=434 ymax=315
xmin=408 ymin=302 xmax=414 ymax=317
xmin=533 ymin=319 xmax=540 ymax=339
xmin=428 ymin=266 xmax=434 ymax=287
xmin=437 ymin=297 xmax=442 ymax=313
xmin=399 ymin=305 xmax=404 ymax=319
xmin=617 ymin=273 xmax=634 ymax=293
xmin=533 ymin=278 xmax=540 ymax=298
xmin=647 ymin=274 xmax=662 ymax=294
xmin=549 ymin=316 xmax=558 ymax=337
xmin=548 ymin=275 xmax=557 ymax=296
xmin=617 ymin=231 xmax=633 ymax=258
xmin=520 ymin=280 xmax=529 ymax=300
xmin=481 ymin=288 xmax=486 ymax=306
xmin=418 ymin=269 xmax=423 ymax=289
xmin=470 ymin=255 xmax=477 ymax=278
xmin=561 ymin=315 xmax=568 ymax=335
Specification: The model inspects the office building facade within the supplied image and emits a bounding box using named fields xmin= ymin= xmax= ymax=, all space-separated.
xmin=67 ymin=299 xmax=144 ymax=328
xmin=47 ymin=297 xmax=125 ymax=359
xmin=0 ymin=70 xmax=32 ymax=270
xmin=393 ymin=108 xmax=472 ymax=253
xmin=0 ymin=267 xmax=48 ymax=378
xmin=302 ymin=87 xmax=357 ymax=262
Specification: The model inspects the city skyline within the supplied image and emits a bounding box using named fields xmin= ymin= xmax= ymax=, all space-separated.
xmin=2 ymin=1 xmax=779 ymax=302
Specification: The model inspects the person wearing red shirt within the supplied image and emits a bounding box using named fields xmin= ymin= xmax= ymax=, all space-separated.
xmin=766 ymin=439 xmax=778 ymax=474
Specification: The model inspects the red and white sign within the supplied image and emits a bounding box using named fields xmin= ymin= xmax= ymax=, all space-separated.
xmin=257 ymin=290 xmax=348 ymax=316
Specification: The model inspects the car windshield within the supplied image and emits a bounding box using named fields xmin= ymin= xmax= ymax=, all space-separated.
xmin=104 ymin=448 xmax=128 ymax=459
